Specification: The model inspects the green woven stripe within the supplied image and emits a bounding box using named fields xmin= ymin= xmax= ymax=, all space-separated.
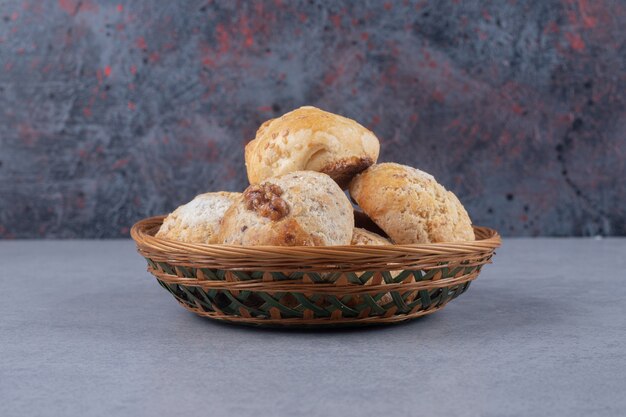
xmin=291 ymin=293 xmax=331 ymax=317
xmin=150 ymin=259 xmax=476 ymax=321
xmin=325 ymin=295 xmax=360 ymax=317
xmin=360 ymin=294 xmax=387 ymax=315
xmin=200 ymin=268 xmax=219 ymax=280
xmin=256 ymin=292 xmax=303 ymax=318
xmin=222 ymin=290 xmax=265 ymax=316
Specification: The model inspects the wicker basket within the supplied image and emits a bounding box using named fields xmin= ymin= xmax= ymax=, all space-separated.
xmin=131 ymin=216 xmax=501 ymax=327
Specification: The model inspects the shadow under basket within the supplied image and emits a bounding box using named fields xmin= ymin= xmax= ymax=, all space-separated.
xmin=131 ymin=216 xmax=501 ymax=327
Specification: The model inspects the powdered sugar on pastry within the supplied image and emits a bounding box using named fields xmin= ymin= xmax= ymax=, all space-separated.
xmin=156 ymin=192 xmax=240 ymax=244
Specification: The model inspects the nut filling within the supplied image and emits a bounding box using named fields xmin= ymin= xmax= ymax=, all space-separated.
xmin=320 ymin=156 xmax=374 ymax=188
xmin=243 ymin=183 xmax=290 ymax=221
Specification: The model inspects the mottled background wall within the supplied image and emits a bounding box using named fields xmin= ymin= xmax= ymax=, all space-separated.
xmin=0 ymin=0 xmax=624 ymax=238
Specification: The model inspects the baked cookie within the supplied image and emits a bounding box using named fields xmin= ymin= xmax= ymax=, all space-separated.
xmin=217 ymin=171 xmax=353 ymax=246
xmin=349 ymin=163 xmax=474 ymax=244
xmin=353 ymin=209 xmax=390 ymax=238
xmin=351 ymin=227 xmax=392 ymax=245
xmin=156 ymin=192 xmax=240 ymax=244
xmin=245 ymin=106 xmax=380 ymax=188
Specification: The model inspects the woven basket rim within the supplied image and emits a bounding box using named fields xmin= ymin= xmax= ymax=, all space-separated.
xmin=132 ymin=215 xmax=501 ymax=250
xmin=131 ymin=216 xmax=501 ymax=271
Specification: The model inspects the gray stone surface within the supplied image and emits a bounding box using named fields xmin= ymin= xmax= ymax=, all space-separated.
xmin=0 ymin=0 xmax=625 ymax=238
xmin=1 ymin=238 xmax=625 ymax=416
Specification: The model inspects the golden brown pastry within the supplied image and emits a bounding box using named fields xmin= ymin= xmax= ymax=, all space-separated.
xmin=351 ymin=227 xmax=392 ymax=245
xmin=349 ymin=163 xmax=474 ymax=243
xmin=353 ymin=209 xmax=390 ymax=238
xmin=217 ymin=171 xmax=353 ymax=246
xmin=245 ymin=106 xmax=380 ymax=188
xmin=156 ymin=192 xmax=240 ymax=244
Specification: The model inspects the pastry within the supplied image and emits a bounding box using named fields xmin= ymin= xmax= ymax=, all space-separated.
xmin=217 ymin=171 xmax=353 ymax=246
xmin=351 ymin=227 xmax=392 ymax=245
xmin=245 ymin=106 xmax=380 ymax=188
xmin=349 ymin=163 xmax=474 ymax=243
xmin=353 ymin=209 xmax=390 ymax=238
xmin=156 ymin=192 xmax=240 ymax=244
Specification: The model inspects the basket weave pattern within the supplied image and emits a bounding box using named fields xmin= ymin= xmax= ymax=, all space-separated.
xmin=132 ymin=216 xmax=501 ymax=326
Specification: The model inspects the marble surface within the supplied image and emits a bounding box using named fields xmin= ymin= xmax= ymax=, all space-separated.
xmin=2 ymin=0 xmax=625 ymax=238
xmin=1 ymin=238 xmax=625 ymax=416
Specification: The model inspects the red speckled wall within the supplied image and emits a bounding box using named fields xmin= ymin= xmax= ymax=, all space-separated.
xmin=0 ymin=0 xmax=624 ymax=237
